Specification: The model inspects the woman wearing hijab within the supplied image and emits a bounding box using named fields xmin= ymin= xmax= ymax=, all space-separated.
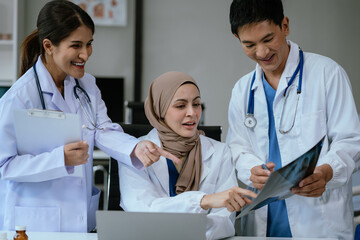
xmin=118 ymin=71 xmax=257 ymax=240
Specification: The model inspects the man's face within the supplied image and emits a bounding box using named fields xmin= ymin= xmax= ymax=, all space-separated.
xmin=236 ymin=18 xmax=290 ymax=77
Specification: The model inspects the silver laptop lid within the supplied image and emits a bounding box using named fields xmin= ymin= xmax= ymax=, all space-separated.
xmin=96 ymin=211 xmax=207 ymax=240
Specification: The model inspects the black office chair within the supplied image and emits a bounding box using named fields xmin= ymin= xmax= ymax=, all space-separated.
xmin=107 ymin=124 xmax=152 ymax=210
xmin=107 ymin=123 xmax=222 ymax=210
xmin=124 ymin=101 xmax=150 ymax=124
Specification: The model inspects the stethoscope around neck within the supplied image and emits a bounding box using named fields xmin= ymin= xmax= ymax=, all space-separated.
xmin=33 ymin=60 xmax=104 ymax=130
xmin=244 ymin=49 xmax=304 ymax=134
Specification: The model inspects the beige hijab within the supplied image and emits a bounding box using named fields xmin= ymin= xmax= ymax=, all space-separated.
xmin=144 ymin=71 xmax=203 ymax=194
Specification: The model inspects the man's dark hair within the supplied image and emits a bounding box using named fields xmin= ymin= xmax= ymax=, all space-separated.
xmin=230 ymin=0 xmax=284 ymax=36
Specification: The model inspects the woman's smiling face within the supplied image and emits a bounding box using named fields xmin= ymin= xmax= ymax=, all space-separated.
xmin=46 ymin=24 xmax=93 ymax=82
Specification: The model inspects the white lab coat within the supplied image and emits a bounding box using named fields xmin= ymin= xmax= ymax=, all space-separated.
xmin=0 ymin=56 xmax=141 ymax=232
xmin=119 ymin=128 xmax=237 ymax=240
xmin=226 ymin=40 xmax=360 ymax=240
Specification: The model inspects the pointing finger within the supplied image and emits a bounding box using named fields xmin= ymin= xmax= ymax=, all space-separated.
xmin=156 ymin=146 xmax=181 ymax=164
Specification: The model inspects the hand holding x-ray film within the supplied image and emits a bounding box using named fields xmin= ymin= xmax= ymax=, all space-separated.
xmin=237 ymin=138 xmax=323 ymax=219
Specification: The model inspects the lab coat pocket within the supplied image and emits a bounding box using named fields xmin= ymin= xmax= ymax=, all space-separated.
xmin=15 ymin=206 xmax=60 ymax=232
xmin=320 ymin=187 xmax=350 ymax=233
xmin=300 ymin=110 xmax=326 ymax=149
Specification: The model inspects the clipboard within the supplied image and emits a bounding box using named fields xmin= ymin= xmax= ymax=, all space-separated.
xmin=13 ymin=109 xmax=82 ymax=155
xmin=236 ymin=139 xmax=323 ymax=219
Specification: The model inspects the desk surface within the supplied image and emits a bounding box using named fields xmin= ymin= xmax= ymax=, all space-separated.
xmin=3 ymin=231 xmax=337 ymax=240
xmin=227 ymin=238 xmax=336 ymax=240
xmin=4 ymin=231 xmax=97 ymax=240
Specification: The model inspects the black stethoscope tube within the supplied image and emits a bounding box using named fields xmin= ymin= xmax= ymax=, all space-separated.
xmin=33 ymin=63 xmax=46 ymax=110
xmin=33 ymin=60 xmax=103 ymax=130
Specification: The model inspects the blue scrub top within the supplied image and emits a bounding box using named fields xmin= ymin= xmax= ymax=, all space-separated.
xmin=262 ymin=73 xmax=292 ymax=237
xmin=167 ymin=158 xmax=179 ymax=197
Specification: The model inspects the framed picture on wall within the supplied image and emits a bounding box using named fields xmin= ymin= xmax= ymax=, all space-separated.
xmin=71 ymin=0 xmax=127 ymax=27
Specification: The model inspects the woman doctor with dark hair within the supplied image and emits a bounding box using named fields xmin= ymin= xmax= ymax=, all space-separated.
xmin=0 ymin=0 xmax=178 ymax=232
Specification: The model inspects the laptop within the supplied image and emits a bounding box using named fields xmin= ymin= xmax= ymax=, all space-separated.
xmin=96 ymin=211 xmax=207 ymax=240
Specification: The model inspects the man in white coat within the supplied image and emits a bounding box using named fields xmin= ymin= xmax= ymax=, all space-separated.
xmin=226 ymin=0 xmax=360 ymax=239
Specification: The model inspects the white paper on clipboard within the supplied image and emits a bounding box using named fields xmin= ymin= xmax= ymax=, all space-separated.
xmin=13 ymin=109 xmax=83 ymax=177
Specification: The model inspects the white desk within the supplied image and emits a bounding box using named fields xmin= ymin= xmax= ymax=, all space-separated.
xmin=3 ymin=231 xmax=337 ymax=240
xmin=226 ymin=238 xmax=336 ymax=240
xmin=4 ymin=231 xmax=97 ymax=240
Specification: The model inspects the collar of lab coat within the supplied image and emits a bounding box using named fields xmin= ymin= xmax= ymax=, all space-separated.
xmin=34 ymin=56 xmax=74 ymax=112
xmin=251 ymin=40 xmax=301 ymax=97
xmin=145 ymin=128 xmax=214 ymax=195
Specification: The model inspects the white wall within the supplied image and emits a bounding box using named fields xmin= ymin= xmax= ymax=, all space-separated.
xmin=22 ymin=0 xmax=360 ymax=141
xmin=142 ymin=0 xmax=360 ymax=141
xmin=142 ymin=0 xmax=249 ymax=141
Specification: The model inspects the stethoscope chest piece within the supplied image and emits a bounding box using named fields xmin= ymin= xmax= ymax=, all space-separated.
xmin=244 ymin=114 xmax=257 ymax=128
xmin=243 ymin=48 xmax=304 ymax=134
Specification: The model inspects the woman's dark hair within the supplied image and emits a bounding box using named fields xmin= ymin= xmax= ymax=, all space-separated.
xmin=230 ymin=0 xmax=284 ymax=36
xmin=20 ymin=0 xmax=95 ymax=76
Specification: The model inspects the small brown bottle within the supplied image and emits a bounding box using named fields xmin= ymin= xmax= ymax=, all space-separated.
xmin=13 ymin=226 xmax=28 ymax=240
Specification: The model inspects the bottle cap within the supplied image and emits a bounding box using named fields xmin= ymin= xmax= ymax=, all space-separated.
xmin=0 ymin=232 xmax=7 ymax=240
xmin=15 ymin=226 xmax=26 ymax=231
